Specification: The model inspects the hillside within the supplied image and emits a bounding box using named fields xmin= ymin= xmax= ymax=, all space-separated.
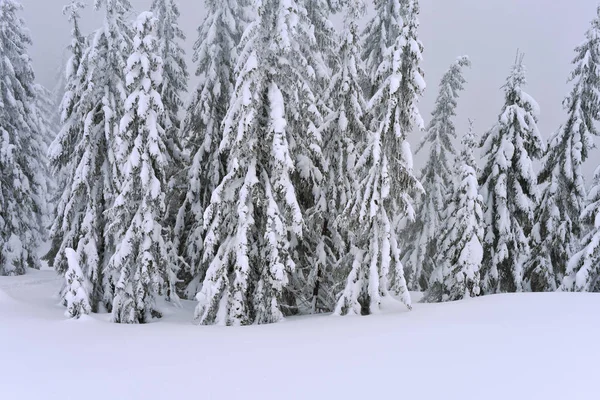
xmin=1 ymin=269 xmax=597 ymax=400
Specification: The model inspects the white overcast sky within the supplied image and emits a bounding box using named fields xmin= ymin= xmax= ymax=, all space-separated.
xmin=20 ymin=0 xmax=600 ymax=176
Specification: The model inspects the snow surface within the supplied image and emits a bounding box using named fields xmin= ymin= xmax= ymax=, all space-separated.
xmin=1 ymin=269 xmax=599 ymax=400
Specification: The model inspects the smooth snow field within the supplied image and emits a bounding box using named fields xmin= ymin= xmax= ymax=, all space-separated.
xmin=1 ymin=269 xmax=598 ymax=400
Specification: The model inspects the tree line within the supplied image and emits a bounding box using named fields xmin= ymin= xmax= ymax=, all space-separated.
xmin=1 ymin=0 xmax=599 ymax=325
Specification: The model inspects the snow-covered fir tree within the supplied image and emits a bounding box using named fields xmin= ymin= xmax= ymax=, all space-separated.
xmin=149 ymin=0 xmax=188 ymax=167
xmin=304 ymin=0 xmax=340 ymax=84
xmin=148 ymin=0 xmax=188 ymax=291
xmin=289 ymin=0 xmax=341 ymax=315
xmin=527 ymin=8 xmax=600 ymax=292
xmin=303 ymin=0 xmax=367 ymax=313
xmin=47 ymin=0 xmax=132 ymax=311
xmin=335 ymin=0 xmax=425 ymax=316
xmin=479 ymin=54 xmax=544 ymax=294
xmin=0 ymin=0 xmax=46 ymax=276
xmin=42 ymin=28 xmax=78 ymax=227
xmin=264 ymin=0 xmax=336 ymax=317
xmin=106 ymin=11 xmax=176 ymax=324
xmin=402 ymin=56 xmax=471 ymax=291
xmin=45 ymin=0 xmax=86 ymax=269
xmin=47 ymin=50 xmax=74 ymax=216
xmin=91 ymin=0 xmax=133 ymax=190
xmin=424 ymin=120 xmax=484 ymax=302
xmin=563 ymin=167 xmax=600 ymax=292
xmin=174 ymin=0 xmax=250 ymax=298
xmin=150 ymin=0 xmax=187 ymax=129
xmin=57 ymin=0 xmax=86 ymax=122
xmin=194 ymin=0 xmax=324 ymax=325
xmin=362 ymin=0 xmax=403 ymax=96
xmin=63 ymin=248 xmax=92 ymax=318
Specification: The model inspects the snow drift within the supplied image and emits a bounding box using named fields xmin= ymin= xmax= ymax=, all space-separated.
xmin=1 ymin=269 xmax=598 ymax=400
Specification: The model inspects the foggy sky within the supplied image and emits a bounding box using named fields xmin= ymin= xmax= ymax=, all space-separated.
xmin=20 ymin=0 xmax=600 ymax=177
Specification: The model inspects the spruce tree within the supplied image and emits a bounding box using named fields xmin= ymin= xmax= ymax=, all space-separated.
xmin=479 ymin=54 xmax=544 ymax=294
xmin=42 ymin=42 xmax=74 ymax=226
xmin=150 ymin=0 xmax=187 ymax=127
xmin=563 ymin=168 xmax=600 ymax=292
xmin=106 ymin=11 xmax=174 ymax=324
xmin=57 ymin=0 xmax=86 ymax=128
xmin=304 ymin=0 xmax=367 ymax=313
xmin=289 ymin=0 xmax=347 ymax=315
xmin=424 ymin=120 xmax=484 ymax=302
xmin=90 ymin=0 xmax=133 ymax=193
xmin=335 ymin=0 xmax=425 ymax=315
xmin=527 ymin=8 xmax=600 ymax=292
xmin=149 ymin=0 xmax=188 ymax=165
xmin=362 ymin=0 xmax=403 ymax=96
xmin=175 ymin=0 xmax=249 ymax=298
xmin=45 ymin=0 xmax=86 ymax=271
xmin=402 ymin=56 xmax=471 ymax=291
xmin=304 ymin=0 xmax=340 ymax=84
xmin=0 ymin=0 xmax=46 ymax=276
xmin=195 ymin=0 xmax=321 ymax=325
xmin=271 ymin=0 xmax=331 ymax=316
xmin=47 ymin=0 xmax=132 ymax=311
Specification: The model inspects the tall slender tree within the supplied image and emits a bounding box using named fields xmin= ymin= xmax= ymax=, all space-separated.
xmin=106 ymin=11 xmax=175 ymax=323
xmin=424 ymin=120 xmax=484 ymax=302
xmin=276 ymin=0 xmax=332 ymax=317
xmin=479 ymin=54 xmax=544 ymax=294
xmin=302 ymin=0 xmax=367 ymax=313
xmin=335 ymin=0 xmax=425 ymax=316
xmin=194 ymin=0 xmax=322 ymax=325
xmin=0 ymin=0 xmax=46 ymax=276
xmin=45 ymin=0 xmax=86 ymax=270
xmin=289 ymin=0 xmax=347 ymax=315
xmin=149 ymin=0 xmax=188 ymax=164
xmin=402 ymin=56 xmax=471 ymax=291
xmin=174 ymin=0 xmax=250 ymax=298
xmin=527 ymin=8 xmax=600 ymax=292
xmin=47 ymin=0 xmax=132 ymax=311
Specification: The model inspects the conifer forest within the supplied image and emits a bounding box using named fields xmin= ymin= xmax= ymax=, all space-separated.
xmin=1 ymin=1 xmax=600 ymax=399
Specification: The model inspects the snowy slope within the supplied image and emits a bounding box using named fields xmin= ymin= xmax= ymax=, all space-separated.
xmin=1 ymin=270 xmax=598 ymax=400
